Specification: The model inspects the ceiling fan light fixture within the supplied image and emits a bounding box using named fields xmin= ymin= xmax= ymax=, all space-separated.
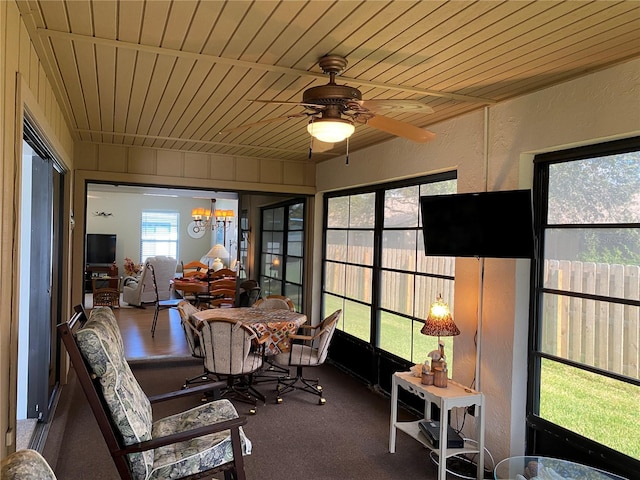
xmin=307 ymin=118 xmax=355 ymax=143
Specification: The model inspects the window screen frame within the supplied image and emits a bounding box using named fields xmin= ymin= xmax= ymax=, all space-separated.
xmin=529 ymin=136 xmax=640 ymax=474
xmin=321 ymin=171 xmax=457 ymax=365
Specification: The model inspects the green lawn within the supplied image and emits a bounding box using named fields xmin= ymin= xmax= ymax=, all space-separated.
xmin=540 ymin=359 xmax=640 ymax=459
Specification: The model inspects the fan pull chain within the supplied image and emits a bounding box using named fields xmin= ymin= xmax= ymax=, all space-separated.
xmin=345 ymin=137 xmax=350 ymax=165
xmin=308 ymin=118 xmax=315 ymax=159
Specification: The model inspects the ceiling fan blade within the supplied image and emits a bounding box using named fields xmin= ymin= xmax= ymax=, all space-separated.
xmin=367 ymin=115 xmax=436 ymax=143
xmin=219 ymin=113 xmax=307 ymax=134
xmin=248 ymin=99 xmax=323 ymax=109
xmin=357 ymin=99 xmax=434 ymax=114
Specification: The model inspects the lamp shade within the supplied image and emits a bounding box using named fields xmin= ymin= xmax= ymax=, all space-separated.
xmin=205 ymin=244 xmax=229 ymax=260
xmin=307 ymin=118 xmax=355 ymax=143
xmin=191 ymin=207 xmax=205 ymax=219
xmin=421 ymin=294 xmax=460 ymax=337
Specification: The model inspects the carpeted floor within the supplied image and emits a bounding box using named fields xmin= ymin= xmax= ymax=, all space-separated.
xmin=44 ymin=359 xmax=443 ymax=480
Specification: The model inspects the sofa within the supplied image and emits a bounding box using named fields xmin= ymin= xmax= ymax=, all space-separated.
xmin=123 ymin=256 xmax=177 ymax=306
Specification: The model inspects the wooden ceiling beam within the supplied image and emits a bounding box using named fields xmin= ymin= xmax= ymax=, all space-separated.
xmin=37 ymin=28 xmax=495 ymax=104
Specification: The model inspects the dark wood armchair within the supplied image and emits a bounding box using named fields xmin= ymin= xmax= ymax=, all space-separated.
xmin=57 ymin=305 xmax=251 ymax=480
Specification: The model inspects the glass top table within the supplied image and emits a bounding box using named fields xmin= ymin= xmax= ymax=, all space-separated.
xmin=494 ymin=456 xmax=627 ymax=480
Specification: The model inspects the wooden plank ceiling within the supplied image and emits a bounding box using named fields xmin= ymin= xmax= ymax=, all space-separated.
xmin=17 ymin=0 xmax=640 ymax=163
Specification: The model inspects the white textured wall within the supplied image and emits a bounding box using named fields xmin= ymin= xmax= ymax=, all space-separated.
xmin=315 ymin=58 xmax=640 ymax=463
xmin=86 ymin=192 xmax=222 ymax=269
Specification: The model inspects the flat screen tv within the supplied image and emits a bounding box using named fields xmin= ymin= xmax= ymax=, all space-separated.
xmin=86 ymin=233 xmax=117 ymax=264
xmin=420 ymin=190 xmax=535 ymax=258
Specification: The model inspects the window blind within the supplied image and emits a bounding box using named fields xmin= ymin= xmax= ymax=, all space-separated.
xmin=140 ymin=211 xmax=179 ymax=260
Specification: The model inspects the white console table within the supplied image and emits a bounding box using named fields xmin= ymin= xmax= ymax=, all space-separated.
xmin=389 ymin=371 xmax=485 ymax=480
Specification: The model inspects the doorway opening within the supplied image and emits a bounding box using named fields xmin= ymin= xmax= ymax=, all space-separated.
xmin=17 ymin=121 xmax=65 ymax=450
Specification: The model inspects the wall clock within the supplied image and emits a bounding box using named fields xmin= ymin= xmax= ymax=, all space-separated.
xmin=187 ymin=221 xmax=205 ymax=239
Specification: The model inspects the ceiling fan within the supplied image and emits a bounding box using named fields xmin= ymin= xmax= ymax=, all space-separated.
xmin=221 ymin=55 xmax=436 ymax=147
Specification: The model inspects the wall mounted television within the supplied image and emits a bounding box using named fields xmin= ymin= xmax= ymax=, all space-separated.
xmin=86 ymin=233 xmax=117 ymax=264
xmin=420 ymin=189 xmax=535 ymax=259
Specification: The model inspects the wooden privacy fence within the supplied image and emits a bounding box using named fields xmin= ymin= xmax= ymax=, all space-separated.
xmin=326 ymin=243 xmax=640 ymax=379
xmin=325 ymin=244 xmax=455 ymax=318
xmin=543 ymin=260 xmax=639 ymax=380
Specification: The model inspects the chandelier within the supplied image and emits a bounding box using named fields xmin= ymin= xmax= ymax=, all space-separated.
xmin=191 ymin=207 xmax=234 ymax=234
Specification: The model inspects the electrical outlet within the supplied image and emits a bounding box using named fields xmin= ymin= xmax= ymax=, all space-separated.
xmin=467 ymin=405 xmax=476 ymax=416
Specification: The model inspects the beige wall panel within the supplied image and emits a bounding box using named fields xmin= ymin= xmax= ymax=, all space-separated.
xmin=0 ymin=3 xmax=6 ymax=457
xmin=209 ymin=155 xmax=235 ymax=181
xmin=29 ymin=43 xmax=38 ymax=93
xmin=283 ymin=161 xmax=304 ymax=186
xmin=98 ymin=144 xmax=127 ymax=172
xmin=1 ymin=0 xmax=20 ymax=460
xmin=75 ymin=142 xmax=99 ymax=170
xmin=304 ymin=163 xmax=315 ymax=187
xmin=45 ymin=79 xmax=53 ymax=122
xmin=19 ymin=22 xmax=30 ymax=79
xmin=128 ymin=147 xmax=156 ymax=175
xmin=236 ymin=157 xmax=260 ymax=183
xmin=157 ymin=149 xmax=184 ymax=177
xmin=184 ymin=152 xmax=210 ymax=179
xmin=38 ymin=62 xmax=46 ymax=104
xmin=76 ymin=144 xmax=315 ymax=196
xmin=259 ymin=159 xmax=283 ymax=185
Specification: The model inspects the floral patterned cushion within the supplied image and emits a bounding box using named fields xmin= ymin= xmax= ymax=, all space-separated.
xmin=76 ymin=307 xmax=252 ymax=480
xmin=149 ymin=399 xmax=252 ymax=479
xmin=76 ymin=307 xmax=154 ymax=479
xmin=86 ymin=306 xmax=124 ymax=353
xmin=1 ymin=449 xmax=56 ymax=479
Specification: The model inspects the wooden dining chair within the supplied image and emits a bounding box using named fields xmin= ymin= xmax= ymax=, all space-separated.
xmin=206 ymin=287 xmax=237 ymax=308
xmin=181 ymin=260 xmax=209 ymax=278
xmin=209 ymin=268 xmax=237 ymax=279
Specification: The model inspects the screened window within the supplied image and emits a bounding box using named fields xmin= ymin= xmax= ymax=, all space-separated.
xmin=259 ymin=200 xmax=305 ymax=311
xmin=323 ymin=173 xmax=457 ymax=365
xmin=532 ymin=138 xmax=640 ymax=461
xmin=140 ymin=211 xmax=179 ymax=261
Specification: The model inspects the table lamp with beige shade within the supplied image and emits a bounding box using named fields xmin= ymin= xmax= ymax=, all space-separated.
xmin=205 ymin=244 xmax=229 ymax=271
xmin=421 ymin=294 xmax=460 ymax=387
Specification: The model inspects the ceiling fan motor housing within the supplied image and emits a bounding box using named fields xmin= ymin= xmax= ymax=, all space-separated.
xmin=303 ymin=84 xmax=362 ymax=106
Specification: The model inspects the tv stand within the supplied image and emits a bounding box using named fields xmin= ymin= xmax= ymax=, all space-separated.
xmin=85 ymin=264 xmax=118 ymax=293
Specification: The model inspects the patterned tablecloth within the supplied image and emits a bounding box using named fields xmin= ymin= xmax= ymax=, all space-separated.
xmin=191 ymin=307 xmax=307 ymax=355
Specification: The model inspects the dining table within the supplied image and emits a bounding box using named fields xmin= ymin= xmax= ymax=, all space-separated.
xmin=191 ymin=307 xmax=307 ymax=355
